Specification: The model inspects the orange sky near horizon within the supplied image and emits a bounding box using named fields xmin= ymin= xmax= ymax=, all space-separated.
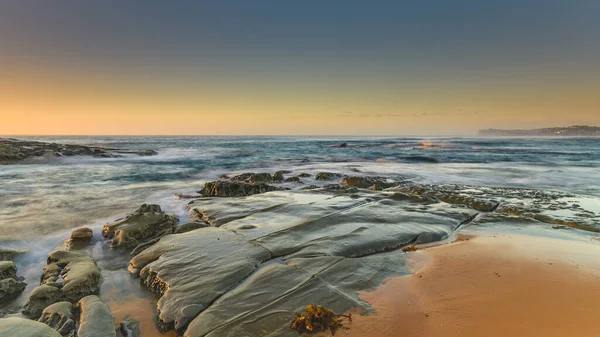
xmin=2 ymin=64 xmax=599 ymax=136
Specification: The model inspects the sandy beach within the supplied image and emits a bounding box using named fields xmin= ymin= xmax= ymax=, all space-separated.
xmin=344 ymin=232 xmax=600 ymax=337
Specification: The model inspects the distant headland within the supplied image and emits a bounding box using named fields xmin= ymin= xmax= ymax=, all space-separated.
xmin=478 ymin=125 xmax=600 ymax=136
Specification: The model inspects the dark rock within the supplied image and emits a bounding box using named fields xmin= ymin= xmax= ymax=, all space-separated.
xmin=247 ymin=173 xmax=273 ymax=184
xmin=296 ymin=173 xmax=311 ymax=178
xmin=0 ymin=138 xmax=157 ymax=164
xmin=198 ymin=181 xmax=285 ymax=198
xmin=102 ymin=204 xmax=179 ymax=248
xmin=314 ymin=172 xmax=342 ymax=181
xmin=272 ymin=170 xmax=288 ymax=181
xmin=284 ymin=176 xmax=301 ymax=183
xmin=340 ymin=176 xmax=397 ymax=189
xmin=120 ymin=317 xmax=140 ymax=337
xmin=229 ymin=173 xmax=253 ymax=182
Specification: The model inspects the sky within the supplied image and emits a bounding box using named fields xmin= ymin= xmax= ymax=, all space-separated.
xmin=1 ymin=1 xmax=599 ymax=135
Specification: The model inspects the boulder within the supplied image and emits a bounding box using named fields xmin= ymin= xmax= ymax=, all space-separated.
xmin=296 ymin=173 xmax=311 ymax=178
xmin=24 ymin=250 xmax=101 ymax=318
xmin=38 ymin=302 xmax=76 ymax=337
xmin=314 ymin=172 xmax=342 ymax=181
xmin=0 ymin=261 xmax=17 ymax=280
xmin=77 ymin=295 xmax=116 ymax=337
xmin=102 ymin=204 xmax=179 ymax=248
xmin=198 ymin=181 xmax=284 ymax=198
xmin=70 ymin=227 xmax=93 ymax=241
xmin=272 ymin=170 xmax=286 ymax=181
xmin=120 ymin=317 xmax=140 ymax=337
xmin=0 ymin=277 xmax=27 ymax=303
xmin=0 ymin=317 xmax=62 ymax=337
xmin=23 ymin=284 xmax=63 ymax=319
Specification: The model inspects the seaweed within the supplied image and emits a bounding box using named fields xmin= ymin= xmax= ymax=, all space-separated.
xmin=289 ymin=304 xmax=352 ymax=335
xmin=402 ymin=244 xmax=417 ymax=252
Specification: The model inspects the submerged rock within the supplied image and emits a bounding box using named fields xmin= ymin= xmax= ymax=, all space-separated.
xmin=296 ymin=173 xmax=311 ymax=178
xmin=77 ymin=295 xmax=116 ymax=337
xmin=314 ymin=172 xmax=342 ymax=181
xmin=273 ymin=170 xmax=291 ymax=181
xmin=284 ymin=176 xmax=301 ymax=183
xmin=340 ymin=176 xmax=398 ymax=189
xmin=0 ymin=317 xmax=62 ymax=337
xmin=102 ymin=204 xmax=179 ymax=248
xmin=38 ymin=302 xmax=76 ymax=337
xmin=24 ymin=250 xmax=101 ymax=318
xmin=198 ymin=181 xmax=285 ymax=197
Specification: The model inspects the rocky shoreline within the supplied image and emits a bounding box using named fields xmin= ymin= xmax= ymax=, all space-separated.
xmin=0 ymin=138 xmax=157 ymax=164
xmin=1 ymin=169 xmax=598 ymax=336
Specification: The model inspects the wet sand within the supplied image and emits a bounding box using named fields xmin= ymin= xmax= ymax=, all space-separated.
xmin=344 ymin=232 xmax=600 ymax=337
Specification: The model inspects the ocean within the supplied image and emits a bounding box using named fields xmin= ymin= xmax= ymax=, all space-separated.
xmin=1 ymin=135 xmax=599 ymax=328
xmin=2 ymin=136 xmax=599 ymax=237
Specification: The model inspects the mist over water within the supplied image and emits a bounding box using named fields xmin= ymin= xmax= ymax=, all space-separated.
xmin=1 ymin=136 xmax=599 ymax=240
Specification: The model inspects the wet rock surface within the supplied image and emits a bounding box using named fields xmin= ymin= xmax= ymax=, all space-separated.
xmin=24 ymin=250 xmax=101 ymax=318
xmin=38 ymin=302 xmax=76 ymax=337
xmin=129 ymin=228 xmax=271 ymax=333
xmin=133 ymin=176 xmax=600 ymax=336
xmin=0 ymin=138 xmax=157 ymax=164
xmin=0 ymin=316 xmax=62 ymax=337
xmin=77 ymin=295 xmax=116 ymax=337
xmin=136 ymin=184 xmax=481 ymax=335
xmin=102 ymin=204 xmax=179 ymax=248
